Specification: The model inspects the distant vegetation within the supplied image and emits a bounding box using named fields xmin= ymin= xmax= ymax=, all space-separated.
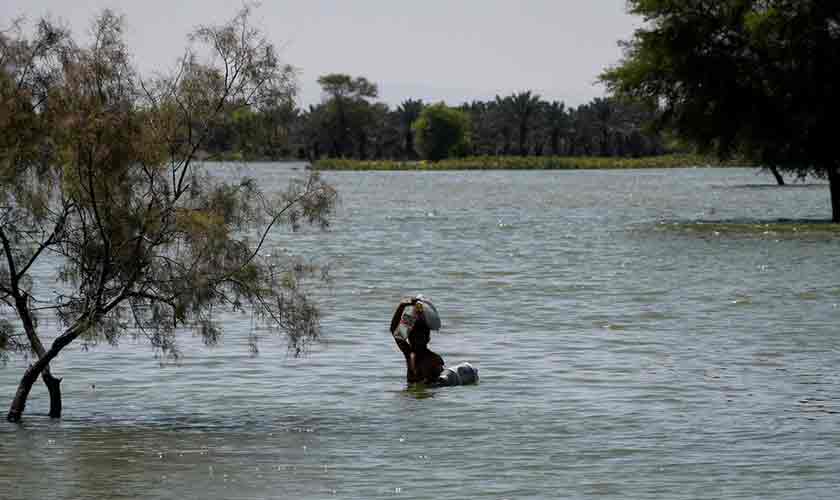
xmin=313 ymin=155 xmax=739 ymax=171
xmin=202 ymin=78 xmax=673 ymax=162
xmin=412 ymin=104 xmax=471 ymax=161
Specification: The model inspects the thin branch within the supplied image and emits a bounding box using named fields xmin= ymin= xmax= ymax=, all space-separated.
xmin=15 ymin=202 xmax=74 ymax=280
xmin=0 ymin=227 xmax=20 ymax=293
xmin=82 ymin=148 xmax=112 ymax=308
xmin=129 ymin=290 xmax=177 ymax=307
xmin=239 ymin=185 xmax=328 ymax=272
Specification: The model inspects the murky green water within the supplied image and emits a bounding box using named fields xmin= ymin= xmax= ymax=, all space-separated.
xmin=2 ymin=165 xmax=839 ymax=499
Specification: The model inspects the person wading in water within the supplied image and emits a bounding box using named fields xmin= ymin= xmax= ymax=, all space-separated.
xmin=389 ymin=295 xmax=479 ymax=387
xmin=389 ymin=296 xmax=445 ymax=385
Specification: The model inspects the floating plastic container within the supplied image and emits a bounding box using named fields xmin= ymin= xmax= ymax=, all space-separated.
xmin=437 ymin=362 xmax=479 ymax=386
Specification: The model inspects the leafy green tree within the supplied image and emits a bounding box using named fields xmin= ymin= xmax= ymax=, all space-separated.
xmin=0 ymin=8 xmax=336 ymax=422
xmin=0 ymin=16 xmax=69 ymax=416
xmin=316 ymin=73 xmax=378 ymax=158
xmin=413 ymin=103 xmax=471 ymax=161
xmin=204 ymin=93 xmax=298 ymax=160
xmin=257 ymin=89 xmax=300 ymax=159
xmin=369 ymin=103 xmax=402 ymax=160
xmin=295 ymin=104 xmax=329 ymax=160
xmin=602 ymin=0 xmax=840 ymax=220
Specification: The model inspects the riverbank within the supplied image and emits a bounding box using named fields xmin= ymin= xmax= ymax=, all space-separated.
xmin=311 ymin=155 xmax=751 ymax=171
xmin=202 ymin=151 xmax=300 ymax=162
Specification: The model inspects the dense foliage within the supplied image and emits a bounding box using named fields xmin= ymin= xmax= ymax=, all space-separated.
xmin=202 ymin=87 xmax=668 ymax=161
xmin=412 ymin=104 xmax=471 ymax=161
xmin=601 ymin=0 xmax=840 ymax=219
xmin=0 ymin=8 xmax=336 ymax=421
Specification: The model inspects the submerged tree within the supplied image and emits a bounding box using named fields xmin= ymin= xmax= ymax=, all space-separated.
xmin=0 ymin=16 xmax=70 ymax=417
xmin=0 ymin=7 xmax=336 ymax=422
xmin=602 ymin=0 xmax=840 ymax=220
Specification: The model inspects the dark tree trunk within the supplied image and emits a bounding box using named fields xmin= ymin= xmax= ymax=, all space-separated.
xmin=8 ymin=320 xmax=85 ymax=422
xmin=43 ymin=371 xmax=62 ymax=418
xmin=8 ymin=364 xmax=41 ymax=423
xmin=502 ymin=129 xmax=511 ymax=156
xmin=829 ymin=165 xmax=840 ymax=222
xmin=8 ymin=364 xmax=62 ymax=421
xmin=335 ymin=100 xmax=347 ymax=157
xmin=616 ymin=135 xmax=626 ymax=157
xmin=13 ymin=295 xmax=64 ymax=418
xmin=769 ymin=166 xmax=785 ymax=186
xmin=7 ymin=362 xmax=64 ymax=421
xmin=358 ymin=132 xmax=367 ymax=160
xmin=601 ymin=130 xmax=611 ymax=156
xmin=405 ymin=130 xmax=415 ymax=159
xmin=519 ymin=125 xmax=528 ymax=156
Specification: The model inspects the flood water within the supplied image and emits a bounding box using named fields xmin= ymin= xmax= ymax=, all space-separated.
xmin=2 ymin=164 xmax=839 ymax=499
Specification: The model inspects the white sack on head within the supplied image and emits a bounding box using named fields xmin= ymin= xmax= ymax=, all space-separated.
xmin=414 ymin=295 xmax=441 ymax=331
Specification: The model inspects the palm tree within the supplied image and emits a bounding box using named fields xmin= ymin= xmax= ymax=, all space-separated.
xmin=542 ymin=100 xmax=569 ymax=155
xmin=505 ymin=91 xmax=542 ymax=156
xmin=588 ymin=97 xmax=618 ymax=156
xmin=492 ymin=96 xmax=514 ymax=155
xmin=396 ymin=99 xmax=424 ymax=159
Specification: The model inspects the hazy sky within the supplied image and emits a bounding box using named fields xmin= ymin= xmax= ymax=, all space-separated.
xmin=1 ymin=1 xmax=640 ymax=108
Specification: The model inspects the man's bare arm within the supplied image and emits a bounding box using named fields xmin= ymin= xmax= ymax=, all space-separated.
xmin=390 ymin=302 xmax=413 ymax=359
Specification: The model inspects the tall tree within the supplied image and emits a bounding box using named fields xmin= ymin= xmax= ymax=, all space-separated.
xmin=507 ymin=91 xmax=542 ymax=156
xmin=0 ymin=8 xmax=336 ymax=422
xmin=490 ymin=96 xmax=513 ymax=155
xmin=588 ymin=98 xmax=619 ymax=156
xmin=459 ymin=101 xmax=495 ymax=156
xmin=396 ymin=99 xmax=424 ymax=159
xmin=0 ymin=16 xmax=70 ymax=418
xmin=259 ymin=89 xmax=300 ymax=159
xmin=602 ymin=0 xmax=840 ymax=220
xmin=316 ymin=74 xmax=378 ymax=158
xmin=296 ymin=104 xmax=329 ymax=160
xmin=370 ymin=103 xmax=402 ymax=160
xmin=542 ymin=100 xmax=569 ymax=155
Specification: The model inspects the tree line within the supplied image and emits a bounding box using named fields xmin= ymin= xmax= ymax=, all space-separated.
xmin=203 ymin=74 xmax=669 ymax=162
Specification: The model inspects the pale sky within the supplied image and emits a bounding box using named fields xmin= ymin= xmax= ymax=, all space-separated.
xmin=1 ymin=1 xmax=640 ymax=108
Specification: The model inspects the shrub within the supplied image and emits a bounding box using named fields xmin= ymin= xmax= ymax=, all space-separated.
xmin=412 ymin=103 xmax=471 ymax=161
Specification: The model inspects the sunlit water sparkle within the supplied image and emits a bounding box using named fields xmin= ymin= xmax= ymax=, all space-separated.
xmin=2 ymin=165 xmax=839 ymax=499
